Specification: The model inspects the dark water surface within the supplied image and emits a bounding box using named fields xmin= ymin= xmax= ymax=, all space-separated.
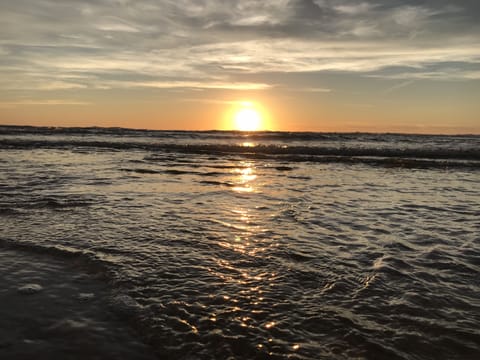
xmin=1 ymin=126 xmax=479 ymax=359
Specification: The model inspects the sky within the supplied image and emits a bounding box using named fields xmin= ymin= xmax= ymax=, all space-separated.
xmin=0 ymin=0 xmax=479 ymax=133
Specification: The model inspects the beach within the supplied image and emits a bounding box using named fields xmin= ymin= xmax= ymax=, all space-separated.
xmin=1 ymin=126 xmax=479 ymax=359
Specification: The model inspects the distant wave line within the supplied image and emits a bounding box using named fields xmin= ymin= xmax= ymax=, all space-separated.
xmin=1 ymin=125 xmax=479 ymax=139
xmin=1 ymin=138 xmax=479 ymax=169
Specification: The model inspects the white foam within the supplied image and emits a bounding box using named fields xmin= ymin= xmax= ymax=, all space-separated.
xmin=78 ymin=293 xmax=95 ymax=301
xmin=17 ymin=283 xmax=43 ymax=294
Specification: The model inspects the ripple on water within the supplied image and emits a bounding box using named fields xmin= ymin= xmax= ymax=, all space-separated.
xmin=0 ymin=248 xmax=156 ymax=360
xmin=1 ymin=134 xmax=480 ymax=359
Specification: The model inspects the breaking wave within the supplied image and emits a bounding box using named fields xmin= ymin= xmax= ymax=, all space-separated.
xmin=1 ymin=126 xmax=479 ymax=169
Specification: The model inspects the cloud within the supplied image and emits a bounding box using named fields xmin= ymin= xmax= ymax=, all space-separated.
xmin=0 ymin=99 xmax=91 ymax=108
xmin=334 ymin=2 xmax=377 ymax=15
xmin=296 ymin=87 xmax=331 ymax=93
xmin=105 ymin=80 xmax=273 ymax=90
xmin=368 ymin=61 xmax=480 ymax=81
xmin=95 ymin=17 xmax=141 ymax=33
xmin=384 ymin=80 xmax=416 ymax=94
xmin=0 ymin=0 xmax=479 ymax=96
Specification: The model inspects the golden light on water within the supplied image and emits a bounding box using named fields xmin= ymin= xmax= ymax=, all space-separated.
xmin=232 ymin=163 xmax=257 ymax=193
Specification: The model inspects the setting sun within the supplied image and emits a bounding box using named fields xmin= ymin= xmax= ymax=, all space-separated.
xmin=232 ymin=102 xmax=264 ymax=131
xmin=234 ymin=108 xmax=261 ymax=131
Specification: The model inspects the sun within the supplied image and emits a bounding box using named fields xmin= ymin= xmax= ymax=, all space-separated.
xmin=233 ymin=103 xmax=262 ymax=131
xmin=235 ymin=108 xmax=261 ymax=131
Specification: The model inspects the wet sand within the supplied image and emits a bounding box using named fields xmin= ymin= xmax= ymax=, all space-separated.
xmin=0 ymin=248 xmax=157 ymax=360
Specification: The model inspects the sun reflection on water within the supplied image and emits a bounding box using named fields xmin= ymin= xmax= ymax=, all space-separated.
xmin=205 ymin=158 xmax=286 ymax=355
xmin=232 ymin=162 xmax=257 ymax=193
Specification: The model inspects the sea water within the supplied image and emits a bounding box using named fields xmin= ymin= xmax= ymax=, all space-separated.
xmin=1 ymin=126 xmax=479 ymax=359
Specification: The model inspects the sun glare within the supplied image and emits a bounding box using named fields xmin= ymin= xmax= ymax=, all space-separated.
xmin=233 ymin=103 xmax=262 ymax=131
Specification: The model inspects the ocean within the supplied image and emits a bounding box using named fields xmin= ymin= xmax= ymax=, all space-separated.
xmin=0 ymin=126 xmax=479 ymax=359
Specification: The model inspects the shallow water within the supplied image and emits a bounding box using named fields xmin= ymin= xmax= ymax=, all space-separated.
xmin=0 ymin=248 xmax=157 ymax=359
xmin=1 ymin=127 xmax=479 ymax=359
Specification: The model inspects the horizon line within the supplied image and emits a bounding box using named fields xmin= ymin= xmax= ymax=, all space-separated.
xmin=0 ymin=123 xmax=479 ymax=136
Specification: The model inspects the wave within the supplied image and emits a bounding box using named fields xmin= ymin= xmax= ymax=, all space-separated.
xmin=0 ymin=195 xmax=97 ymax=212
xmin=1 ymin=137 xmax=479 ymax=168
xmin=1 ymin=125 xmax=479 ymax=169
xmin=2 ymin=123 xmax=479 ymax=139
xmin=0 ymin=237 xmax=113 ymax=276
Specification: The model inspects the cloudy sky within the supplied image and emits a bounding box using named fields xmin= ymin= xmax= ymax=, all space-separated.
xmin=1 ymin=0 xmax=479 ymax=132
